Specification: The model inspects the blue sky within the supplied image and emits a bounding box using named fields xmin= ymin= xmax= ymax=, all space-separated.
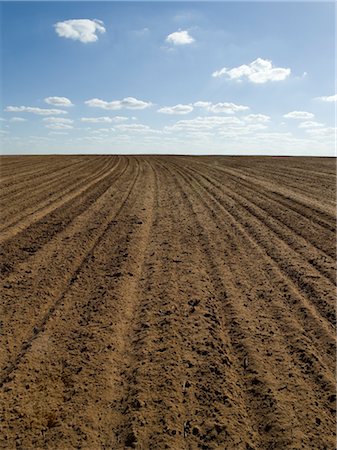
xmin=1 ymin=1 xmax=335 ymax=155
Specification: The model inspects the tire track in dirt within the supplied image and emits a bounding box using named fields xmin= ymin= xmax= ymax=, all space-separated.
xmin=178 ymin=163 xmax=334 ymax=372
xmin=0 ymin=157 xmax=109 ymax=225
xmin=0 ymin=158 xmax=131 ymax=367
xmin=0 ymin=157 xmax=128 ymax=278
xmin=0 ymin=156 xmax=115 ymax=237
xmin=0 ymin=158 xmax=88 ymax=202
xmin=168 ymin=160 xmax=335 ymax=449
xmin=0 ymin=155 xmax=335 ymax=450
xmin=178 ymin=162 xmax=336 ymax=362
xmin=0 ymin=158 xmax=158 ymax=448
xmin=204 ymin=164 xmax=336 ymax=263
xmin=0 ymin=157 xmax=137 ymax=383
xmin=194 ymin=164 xmax=336 ymax=282
xmin=184 ymin=162 xmax=336 ymax=327
xmin=109 ymin=159 xmax=259 ymax=449
xmin=168 ymin=161 xmax=306 ymax=449
xmin=214 ymin=165 xmax=335 ymax=232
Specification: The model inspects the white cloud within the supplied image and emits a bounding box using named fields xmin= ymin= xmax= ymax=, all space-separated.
xmin=10 ymin=117 xmax=27 ymax=122
xmin=43 ymin=117 xmax=74 ymax=130
xmin=304 ymin=127 xmax=335 ymax=138
xmin=298 ymin=121 xmax=324 ymax=129
xmin=166 ymin=30 xmax=194 ymax=45
xmin=85 ymin=97 xmax=152 ymax=110
xmin=81 ymin=116 xmax=114 ymax=123
xmin=194 ymin=101 xmax=249 ymax=114
xmin=43 ymin=117 xmax=73 ymax=124
xmin=114 ymin=116 xmax=129 ymax=123
xmin=5 ymin=106 xmax=68 ymax=115
xmin=81 ymin=116 xmax=129 ymax=123
xmin=283 ymin=111 xmax=314 ymax=119
xmin=164 ymin=114 xmax=270 ymax=137
xmin=45 ymin=123 xmax=74 ymax=130
xmin=315 ymin=94 xmax=337 ymax=102
xmin=116 ymin=124 xmax=160 ymax=134
xmin=90 ymin=128 xmax=112 ymax=134
xmin=243 ymin=114 xmax=270 ymax=123
xmin=44 ymin=96 xmax=73 ymax=107
xmin=212 ymin=58 xmax=291 ymax=83
xmin=158 ymin=104 xmax=193 ymax=115
xmin=54 ymin=19 xmax=105 ymax=43
xmin=165 ymin=116 xmax=244 ymax=132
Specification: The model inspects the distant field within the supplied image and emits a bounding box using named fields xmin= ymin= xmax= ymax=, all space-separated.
xmin=0 ymin=155 xmax=336 ymax=449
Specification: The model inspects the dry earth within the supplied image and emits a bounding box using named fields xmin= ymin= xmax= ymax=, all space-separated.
xmin=0 ymin=155 xmax=336 ymax=449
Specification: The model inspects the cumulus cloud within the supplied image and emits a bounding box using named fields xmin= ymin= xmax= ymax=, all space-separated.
xmin=243 ymin=114 xmax=270 ymax=123
xmin=10 ymin=117 xmax=27 ymax=122
xmin=113 ymin=116 xmax=130 ymax=123
xmin=116 ymin=124 xmax=151 ymax=132
xmin=298 ymin=121 xmax=324 ymax=129
xmin=158 ymin=104 xmax=193 ymax=115
xmin=5 ymin=106 xmax=68 ymax=115
xmin=194 ymin=101 xmax=249 ymax=114
xmin=212 ymin=58 xmax=291 ymax=83
xmin=81 ymin=117 xmax=114 ymax=123
xmin=283 ymin=111 xmax=314 ymax=119
xmin=45 ymin=123 xmax=73 ymax=130
xmin=165 ymin=116 xmax=244 ymax=132
xmin=164 ymin=114 xmax=270 ymax=137
xmin=85 ymin=97 xmax=152 ymax=110
xmin=44 ymin=96 xmax=73 ymax=107
xmin=54 ymin=19 xmax=105 ymax=43
xmin=315 ymin=94 xmax=337 ymax=102
xmin=43 ymin=117 xmax=74 ymax=130
xmin=81 ymin=116 xmax=129 ymax=123
xmin=304 ymin=127 xmax=335 ymax=138
xmin=43 ymin=117 xmax=73 ymax=124
xmin=115 ymin=124 xmax=161 ymax=135
xmin=166 ymin=30 xmax=194 ymax=45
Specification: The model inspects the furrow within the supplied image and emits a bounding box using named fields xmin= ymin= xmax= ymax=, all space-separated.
xmin=0 ymin=157 xmax=139 ymax=387
xmin=185 ymin=163 xmax=336 ymax=327
xmin=169 ymin=161 xmax=335 ymax=448
xmin=0 ymin=156 xmax=114 ymax=236
xmin=0 ymin=157 xmax=126 ymax=279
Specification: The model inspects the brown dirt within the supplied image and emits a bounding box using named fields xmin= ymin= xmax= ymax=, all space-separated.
xmin=0 ymin=155 xmax=335 ymax=450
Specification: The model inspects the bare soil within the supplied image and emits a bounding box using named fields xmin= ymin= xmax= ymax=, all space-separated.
xmin=0 ymin=155 xmax=336 ymax=449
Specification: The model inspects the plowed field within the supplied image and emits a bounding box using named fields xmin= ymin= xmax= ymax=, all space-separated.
xmin=0 ymin=155 xmax=336 ymax=449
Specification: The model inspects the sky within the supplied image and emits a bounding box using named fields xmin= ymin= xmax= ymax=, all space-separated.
xmin=1 ymin=1 xmax=335 ymax=155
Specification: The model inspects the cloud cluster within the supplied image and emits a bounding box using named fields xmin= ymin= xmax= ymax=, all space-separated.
xmin=116 ymin=124 xmax=151 ymax=132
xmin=157 ymin=101 xmax=250 ymax=116
xmin=44 ymin=96 xmax=73 ymax=107
xmin=5 ymin=106 xmax=68 ymax=115
xmin=85 ymin=97 xmax=152 ymax=110
xmin=43 ymin=117 xmax=74 ymax=130
xmin=158 ymin=104 xmax=193 ymax=115
xmin=10 ymin=117 xmax=27 ymax=122
xmin=54 ymin=19 xmax=106 ymax=43
xmin=283 ymin=111 xmax=314 ymax=119
xmin=164 ymin=114 xmax=268 ymax=135
xmin=194 ymin=101 xmax=249 ymax=114
xmin=81 ymin=116 xmax=129 ymax=123
xmin=298 ymin=121 xmax=324 ymax=129
xmin=212 ymin=58 xmax=291 ymax=83
xmin=166 ymin=30 xmax=194 ymax=45
xmin=315 ymin=94 xmax=337 ymax=102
